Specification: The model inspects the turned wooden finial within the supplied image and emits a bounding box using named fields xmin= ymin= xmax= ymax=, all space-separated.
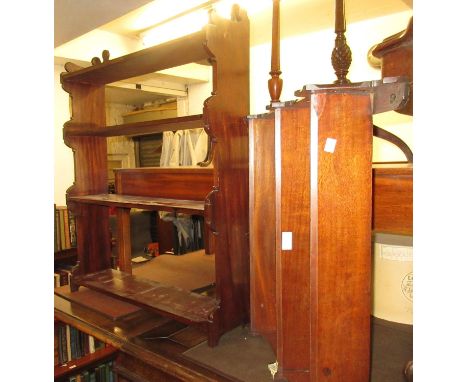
xmin=91 ymin=50 xmax=110 ymax=66
xmin=268 ymin=0 xmax=283 ymax=104
xmin=331 ymin=0 xmax=352 ymax=84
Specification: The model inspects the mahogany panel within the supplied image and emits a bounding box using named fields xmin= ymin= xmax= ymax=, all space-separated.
xmin=61 ymin=31 xmax=210 ymax=85
xmin=203 ymin=9 xmax=251 ymax=340
xmin=277 ymin=105 xmax=311 ymax=374
xmin=248 ymin=114 xmax=277 ymax=347
xmin=117 ymin=208 xmax=132 ymax=273
xmin=62 ymin=81 xmax=111 ymax=274
xmin=373 ymin=164 xmax=413 ymax=235
xmin=115 ymin=168 xmax=213 ymax=201
xmin=313 ymin=92 xmax=372 ymax=381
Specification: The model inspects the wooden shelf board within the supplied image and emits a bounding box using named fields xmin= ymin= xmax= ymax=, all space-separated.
xmin=68 ymin=194 xmax=205 ymax=214
xmin=64 ymin=114 xmax=204 ymax=138
xmin=74 ymin=269 xmax=220 ymax=324
xmin=61 ymin=31 xmax=210 ymax=85
xmin=54 ymin=345 xmax=118 ymax=379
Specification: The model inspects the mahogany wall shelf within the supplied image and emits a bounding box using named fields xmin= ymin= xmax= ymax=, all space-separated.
xmin=73 ymin=269 xmax=219 ymax=324
xmin=64 ymin=114 xmax=203 ymax=138
xmin=69 ymin=194 xmax=205 ymax=214
xmin=60 ymin=7 xmax=250 ymax=351
xmin=54 ymin=345 xmax=118 ymax=380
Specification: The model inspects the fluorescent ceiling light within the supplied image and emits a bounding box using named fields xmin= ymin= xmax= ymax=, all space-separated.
xmin=132 ymin=0 xmax=208 ymax=31
xmin=214 ymin=0 xmax=271 ymax=19
xmin=139 ymin=0 xmax=272 ymax=47
xmin=140 ymin=9 xmax=209 ymax=47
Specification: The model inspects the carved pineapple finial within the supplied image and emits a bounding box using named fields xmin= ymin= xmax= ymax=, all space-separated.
xmin=331 ymin=0 xmax=352 ymax=84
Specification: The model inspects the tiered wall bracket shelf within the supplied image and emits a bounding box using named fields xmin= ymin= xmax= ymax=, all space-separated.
xmin=60 ymin=7 xmax=250 ymax=349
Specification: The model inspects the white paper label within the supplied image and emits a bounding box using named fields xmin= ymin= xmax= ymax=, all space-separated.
xmin=282 ymin=232 xmax=293 ymax=250
xmin=324 ymin=138 xmax=337 ymax=153
xmin=380 ymin=244 xmax=413 ymax=261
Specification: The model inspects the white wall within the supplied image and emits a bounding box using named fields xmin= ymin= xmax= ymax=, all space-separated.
xmin=250 ymin=10 xmax=413 ymax=161
xmin=54 ymin=10 xmax=413 ymax=203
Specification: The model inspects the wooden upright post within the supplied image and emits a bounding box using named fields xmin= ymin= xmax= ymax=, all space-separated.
xmin=331 ymin=0 xmax=352 ymax=84
xmin=269 ymin=0 xmax=283 ymax=104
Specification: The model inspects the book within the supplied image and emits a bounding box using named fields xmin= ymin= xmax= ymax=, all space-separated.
xmin=104 ymin=362 xmax=110 ymax=382
xmin=54 ymin=325 xmax=59 ymax=366
xmin=54 ymin=273 xmax=61 ymax=288
xmin=66 ymin=324 xmax=72 ymax=362
xmin=54 ymin=205 xmax=58 ymax=252
xmin=82 ymin=370 xmax=90 ymax=382
xmin=69 ymin=211 xmax=77 ymax=247
xmin=94 ymin=338 xmax=105 ymax=351
xmin=59 ymin=324 xmax=68 ymax=364
xmin=88 ymin=335 xmax=95 ymax=354
xmin=64 ymin=208 xmax=71 ymax=248
xmin=59 ymin=208 xmax=66 ymax=250
xmin=80 ymin=330 xmax=88 ymax=357
xmin=55 ymin=208 xmax=62 ymax=252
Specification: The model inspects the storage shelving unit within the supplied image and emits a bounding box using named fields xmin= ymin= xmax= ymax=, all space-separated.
xmin=60 ymin=7 xmax=250 ymax=347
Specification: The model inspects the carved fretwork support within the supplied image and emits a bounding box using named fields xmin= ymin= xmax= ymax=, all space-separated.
xmin=331 ymin=0 xmax=352 ymax=84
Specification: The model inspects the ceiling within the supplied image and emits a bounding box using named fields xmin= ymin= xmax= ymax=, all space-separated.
xmin=55 ymin=0 xmax=412 ymax=48
xmin=54 ymin=0 xmax=153 ymax=48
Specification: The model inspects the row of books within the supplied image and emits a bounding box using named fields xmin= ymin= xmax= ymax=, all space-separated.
xmin=55 ymin=205 xmax=77 ymax=252
xmin=55 ymin=323 xmax=106 ymax=365
xmin=67 ymin=360 xmax=115 ymax=382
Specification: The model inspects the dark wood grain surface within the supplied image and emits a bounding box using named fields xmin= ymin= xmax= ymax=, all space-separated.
xmin=115 ymin=167 xmax=213 ymax=201
xmin=248 ymin=114 xmax=277 ymax=349
xmin=74 ymin=269 xmax=220 ymax=324
xmin=64 ymin=114 xmax=204 ymax=138
xmin=373 ymin=164 xmax=413 ymax=235
xmin=61 ymin=31 xmax=210 ymax=85
xmin=69 ymin=194 xmax=206 ymax=213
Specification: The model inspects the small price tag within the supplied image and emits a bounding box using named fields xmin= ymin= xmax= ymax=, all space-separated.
xmin=324 ymin=138 xmax=337 ymax=153
xmin=282 ymin=232 xmax=293 ymax=250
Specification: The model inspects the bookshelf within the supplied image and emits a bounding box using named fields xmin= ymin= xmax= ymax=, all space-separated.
xmin=60 ymin=6 xmax=250 ymax=350
xmin=54 ymin=320 xmax=118 ymax=381
xmin=54 ymin=204 xmax=77 ymax=271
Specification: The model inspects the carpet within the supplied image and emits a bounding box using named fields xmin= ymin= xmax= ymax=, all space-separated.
xmin=183 ymin=326 xmax=277 ymax=382
xmin=132 ymin=250 xmax=215 ymax=291
xmin=184 ymin=318 xmax=412 ymax=382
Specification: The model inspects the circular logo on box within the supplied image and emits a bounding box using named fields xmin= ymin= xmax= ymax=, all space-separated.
xmin=401 ymin=272 xmax=413 ymax=302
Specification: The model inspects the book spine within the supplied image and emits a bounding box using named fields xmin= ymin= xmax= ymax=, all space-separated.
xmin=55 ymin=208 xmax=61 ymax=252
xmin=82 ymin=370 xmax=90 ymax=382
xmin=70 ymin=326 xmax=77 ymax=360
xmin=64 ymin=208 xmax=71 ymax=249
xmin=69 ymin=211 xmax=77 ymax=247
xmin=59 ymin=208 xmax=66 ymax=251
xmin=88 ymin=335 xmax=95 ymax=354
xmin=54 ymin=324 xmax=59 ymax=366
xmin=59 ymin=324 xmax=68 ymax=364
xmin=54 ymin=205 xmax=58 ymax=252
xmin=66 ymin=324 xmax=72 ymax=362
